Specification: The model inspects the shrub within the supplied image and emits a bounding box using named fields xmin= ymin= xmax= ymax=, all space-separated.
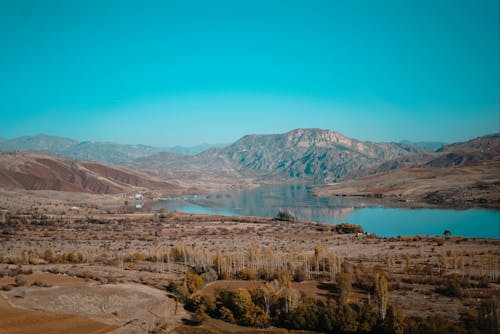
xmin=218 ymin=306 xmax=235 ymax=323
xmin=435 ymin=278 xmax=463 ymax=298
xmin=43 ymin=249 xmax=54 ymax=262
xmin=435 ymin=237 xmax=445 ymax=246
xmin=31 ymin=280 xmax=52 ymax=287
xmin=336 ymin=223 xmax=364 ymax=234
xmin=235 ymin=269 xmax=256 ymax=280
xmin=15 ymin=275 xmax=27 ymax=287
xmin=276 ymin=210 xmax=295 ymax=221
xmin=293 ymin=266 xmax=306 ymax=282
xmin=186 ymin=272 xmax=204 ymax=294
xmin=200 ymin=268 xmax=218 ymax=283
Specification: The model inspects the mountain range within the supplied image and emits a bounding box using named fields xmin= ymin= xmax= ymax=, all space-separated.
xmin=1 ymin=129 xmax=498 ymax=186
xmin=0 ymin=134 xmax=225 ymax=163
xmin=129 ymin=129 xmax=435 ymax=182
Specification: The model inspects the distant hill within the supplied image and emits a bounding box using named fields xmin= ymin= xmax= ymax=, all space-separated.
xmin=167 ymin=143 xmax=228 ymax=155
xmin=0 ymin=134 xmax=224 ymax=163
xmin=351 ymin=133 xmax=500 ymax=178
xmin=313 ymin=133 xmax=500 ymax=207
xmin=0 ymin=152 xmax=184 ymax=195
xmin=0 ymin=134 xmax=78 ymax=154
xmin=437 ymin=133 xmax=500 ymax=153
xmin=399 ymin=140 xmax=446 ymax=152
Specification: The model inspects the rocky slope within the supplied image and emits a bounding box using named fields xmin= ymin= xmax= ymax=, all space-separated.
xmin=313 ymin=133 xmax=500 ymax=207
xmin=0 ymin=152 xmax=183 ymax=194
xmin=131 ymin=128 xmax=424 ymax=182
xmin=348 ymin=133 xmax=500 ymax=178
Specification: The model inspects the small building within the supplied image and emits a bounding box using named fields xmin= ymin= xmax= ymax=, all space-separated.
xmin=135 ymin=203 xmax=144 ymax=209
xmin=134 ymin=194 xmax=144 ymax=200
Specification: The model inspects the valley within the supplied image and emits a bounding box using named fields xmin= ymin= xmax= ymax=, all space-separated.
xmin=0 ymin=129 xmax=499 ymax=334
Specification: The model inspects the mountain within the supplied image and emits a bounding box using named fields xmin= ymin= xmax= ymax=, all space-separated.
xmin=437 ymin=133 xmax=500 ymax=153
xmin=0 ymin=134 xmax=165 ymax=164
xmin=166 ymin=143 xmax=229 ymax=155
xmin=0 ymin=152 xmax=184 ymax=195
xmin=0 ymin=134 xmax=78 ymax=154
xmin=60 ymin=141 xmax=167 ymax=164
xmin=131 ymin=129 xmax=426 ymax=182
xmin=399 ymin=140 xmax=446 ymax=152
xmin=313 ymin=133 xmax=500 ymax=207
xmin=0 ymin=134 xmax=229 ymax=163
xmin=352 ymin=133 xmax=500 ymax=177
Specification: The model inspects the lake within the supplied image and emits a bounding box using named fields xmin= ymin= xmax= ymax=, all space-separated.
xmin=153 ymin=184 xmax=500 ymax=238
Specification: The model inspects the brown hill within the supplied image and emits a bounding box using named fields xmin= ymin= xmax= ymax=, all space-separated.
xmin=0 ymin=152 xmax=183 ymax=194
xmin=313 ymin=134 xmax=500 ymax=208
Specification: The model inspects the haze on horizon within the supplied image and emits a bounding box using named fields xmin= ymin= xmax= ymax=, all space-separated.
xmin=1 ymin=0 xmax=499 ymax=147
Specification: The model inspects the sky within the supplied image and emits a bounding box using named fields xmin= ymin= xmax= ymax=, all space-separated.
xmin=0 ymin=0 xmax=499 ymax=146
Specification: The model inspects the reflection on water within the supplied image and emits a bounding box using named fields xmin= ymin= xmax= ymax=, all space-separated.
xmin=153 ymin=184 xmax=500 ymax=238
xmin=155 ymin=184 xmax=361 ymax=221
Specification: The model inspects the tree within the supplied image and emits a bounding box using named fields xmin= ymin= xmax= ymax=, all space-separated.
xmin=374 ymin=273 xmax=389 ymax=321
xmin=479 ymin=297 xmax=498 ymax=334
xmin=186 ymin=272 xmax=204 ymax=294
xmin=444 ymin=230 xmax=452 ymax=238
xmin=276 ymin=210 xmax=295 ymax=221
xmin=338 ymin=272 xmax=352 ymax=306
xmin=339 ymin=305 xmax=359 ymax=333
xmin=381 ymin=304 xmax=405 ymax=334
xmin=228 ymin=288 xmax=254 ymax=320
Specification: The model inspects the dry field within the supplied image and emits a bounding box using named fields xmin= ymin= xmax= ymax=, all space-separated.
xmin=0 ymin=198 xmax=499 ymax=333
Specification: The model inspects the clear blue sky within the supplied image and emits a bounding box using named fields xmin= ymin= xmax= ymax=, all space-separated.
xmin=1 ymin=0 xmax=498 ymax=146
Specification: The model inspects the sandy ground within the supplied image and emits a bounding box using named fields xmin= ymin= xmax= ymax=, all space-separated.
xmin=0 ymin=293 xmax=116 ymax=334
xmin=0 ymin=272 xmax=186 ymax=334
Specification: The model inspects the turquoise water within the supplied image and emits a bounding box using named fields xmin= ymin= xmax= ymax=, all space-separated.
xmin=153 ymin=184 xmax=500 ymax=238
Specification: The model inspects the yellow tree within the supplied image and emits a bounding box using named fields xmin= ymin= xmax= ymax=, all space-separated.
xmin=374 ymin=273 xmax=389 ymax=321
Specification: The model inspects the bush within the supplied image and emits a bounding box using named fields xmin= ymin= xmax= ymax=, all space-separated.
xmin=200 ymin=268 xmax=218 ymax=283
xmin=235 ymin=269 xmax=257 ymax=280
xmin=166 ymin=280 xmax=190 ymax=303
xmin=276 ymin=210 xmax=295 ymax=221
xmin=186 ymin=272 xmax=204 ymax=294
xmin=31 ymin=280 xmax=52 ymax=288
xmin=435 ymin=278 xmax=463 ymax=298
xmin=405 ymin=314 xmax=468 ymax=334
xmin=15 ymin=275 xmax=27 ymax=287
xmin=293 ymin=266 xmax=306 ymax=282
xmin=336 ymin=223 xmax=364 ymax=234
xmin=435 ymin=237 xmax=445 ymax=246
